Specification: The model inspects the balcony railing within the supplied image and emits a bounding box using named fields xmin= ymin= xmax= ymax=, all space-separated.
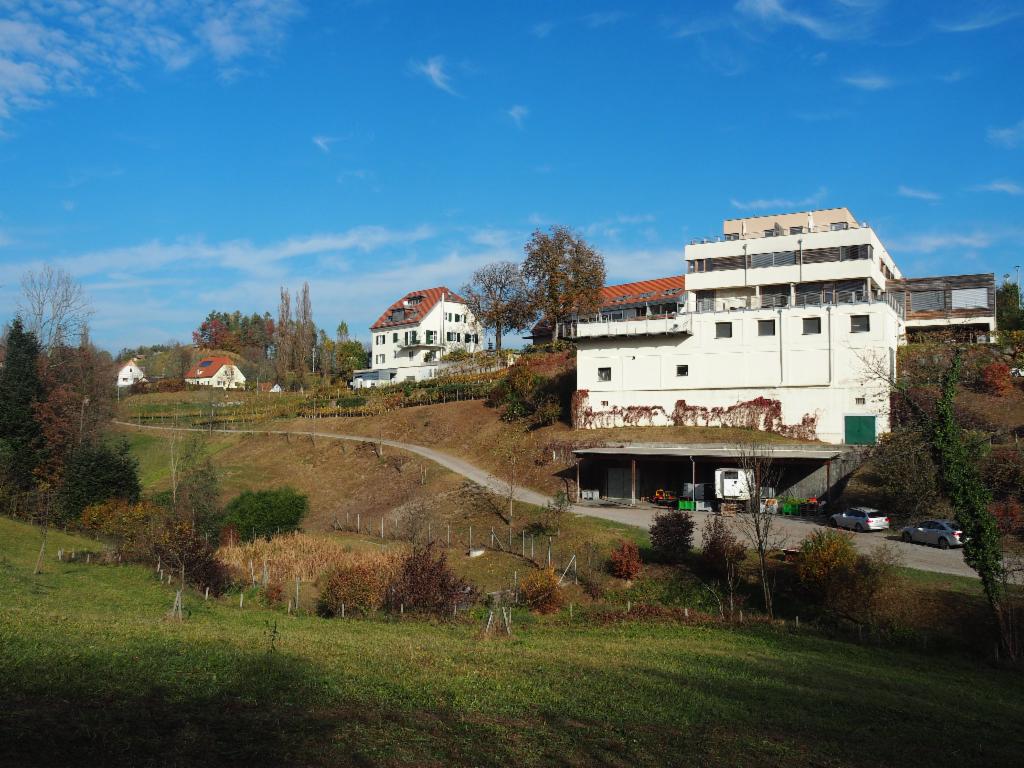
xmin=559 ymin=314 xmax=691 ymax=340
xmin=689 ymin=221 xmax=870 ymax=245
xmin=694 ymin=290 xmax=904 ymax=318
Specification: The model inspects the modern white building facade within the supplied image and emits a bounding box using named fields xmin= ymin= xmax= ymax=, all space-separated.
xmin=354 ymin=287 xmax=482 ymax=387
xmin=573 ymin=208 xmax=908 ymax=444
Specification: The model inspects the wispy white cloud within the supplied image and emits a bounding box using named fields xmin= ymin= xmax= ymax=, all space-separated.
xmin=735 ymin=0 xmax=837 ymax=39
xmin=312 ymin=135 xmax=339 ymax=153
xmin=582 ymin=11 xmax=628 ymax=29
xmin=898 ymin=185 xmax=941 ymax=201
xmin=507 ymin=104 xmax=528 ymax=128
xmin=971 ymin=180 xmax=1023 ymax=195
xmin=730 ymin=187 xmax=827 ymax=212
xmin=585 ymin=213 xmax=657 ymax=239
xmin=412 ymin=55 xmax=457 ymax=95
xmin=988 ymin=119 xmax=1024 ymax=148
xmin=0 ymin=2 xmax=302 ymax=127
xmin=842 ymin=74 xmax=892 ymax=91
xmin=935 ymin=8 xmax=1023 ymax=33
xmin=531 ymin=21 xmax=555 ymax=38
xmin=888 ymin=231 xmax=996 ymax=254
xmin=0 ymin=228 xmax=11 ymax=247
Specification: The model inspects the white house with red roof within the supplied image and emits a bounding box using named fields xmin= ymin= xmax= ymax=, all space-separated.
xmin=185 ymin=355 xmax=247 ymax=389
xmin=354 ymin=287 xmax=482 ymax=387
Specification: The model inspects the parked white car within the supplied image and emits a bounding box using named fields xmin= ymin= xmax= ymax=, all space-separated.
xmin=829 ymin=507 xmax=890 ymax=532
xmin=900 ymin=519 xmax=964 ymax=549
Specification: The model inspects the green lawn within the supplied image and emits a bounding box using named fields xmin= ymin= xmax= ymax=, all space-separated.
xmin=2 ymin=517 xmax=1022 ymax=767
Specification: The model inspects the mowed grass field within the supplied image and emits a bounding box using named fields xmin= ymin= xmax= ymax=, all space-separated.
xmin=2 ymin=517 xmax=1023 ymax=768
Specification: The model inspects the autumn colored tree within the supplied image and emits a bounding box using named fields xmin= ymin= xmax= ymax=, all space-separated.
xmin=460 ymin=261 xmax=533 ymax=350
xmin=0 ymin=318 xmax=44 ymax=491
xmin=522 ymin=226 xmax=606 ymax=340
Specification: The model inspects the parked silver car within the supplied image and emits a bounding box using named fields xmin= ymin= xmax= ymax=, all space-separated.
xmin=829 ymin=507 xmax=890 ymax=532
xmin=900 ymin=519 xmax=964 ymax=549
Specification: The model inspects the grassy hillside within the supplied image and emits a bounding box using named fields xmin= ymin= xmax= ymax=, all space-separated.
xmin=2 ymin=517 xmax=1022 ymax=767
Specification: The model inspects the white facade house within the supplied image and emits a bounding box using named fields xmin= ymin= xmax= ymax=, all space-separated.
xmin=573 ymin=208 xmax=910 ymax=445
xmin=354 ymin=287 xmax=482 ymax=387
xmin=116 ymin=360 xmax=146 ymax=387
xmin=185 ymin=356 xmax=246 ymax=389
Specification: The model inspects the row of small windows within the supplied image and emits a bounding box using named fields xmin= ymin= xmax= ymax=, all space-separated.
xmin=713 ymin=315 xmax=869 ymax=338
xmin=375 ymin=330 xmax=479 ymax=347
xmin=722 ymin=221 xmax=850 ymax=241
xmin=445 ymin=312 xmax=464 ymax=322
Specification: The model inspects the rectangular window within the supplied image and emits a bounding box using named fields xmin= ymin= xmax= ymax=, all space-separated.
xmin=789 ymin=226 xmax=803 ymax=235
xmin=951 ymin=287 xmax=988 ymax=310
xmin=446 ymin=331 xmax=454 ymax=342
xmin=456 ymin=332 xmax=462 ymax=342
xmin=392 ymin=333 xmax=398 ymax=343
xmin=851 ymin=315 xmax=870 ymax=333
xmin=676 ymin=365 xmax=688 ymax=377
xmin=597 ymin=367 xmax=611 ymax=382
xmin=855 ymin=397 xmax=866 ymax=405
xmin=803 ymin=317 xmax=821 ymax=335
xmin=426 ymin=330 xmax=435 ymax=344
xmin=715 ymin=322 xmax=733 ymax=339
xmin=830 ymin=221 xmax=849 ymax=231
xmin=910 ymin=290 xmax=944 ymax=311
xmin=758 ymin=319 xmax=776 ymax=336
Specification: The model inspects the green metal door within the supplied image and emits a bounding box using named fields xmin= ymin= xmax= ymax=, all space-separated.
xmin=844 ymin=415 xmax=877 ymax=445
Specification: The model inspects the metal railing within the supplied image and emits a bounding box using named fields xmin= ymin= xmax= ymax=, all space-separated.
xmin=689 ymin=221 xmax=870 ymax=245
xmin=693 ymin=290 xmax=904 ymax=318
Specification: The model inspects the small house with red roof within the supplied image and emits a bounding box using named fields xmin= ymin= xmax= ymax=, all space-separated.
xmin=185 ymin=356 xmax=246 ymax=390
xmin=354 ymin=287 xmax=482 ymax=387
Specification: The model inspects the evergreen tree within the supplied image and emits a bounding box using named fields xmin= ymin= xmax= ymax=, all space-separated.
xmin=0 ymin=318 xmax=44 ymax=491
xmin=57 ymin=441 xmax=141 ymax=523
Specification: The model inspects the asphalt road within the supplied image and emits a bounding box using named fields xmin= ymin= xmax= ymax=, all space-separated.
xmin=115 ymin=420 xmax=977 ymax=579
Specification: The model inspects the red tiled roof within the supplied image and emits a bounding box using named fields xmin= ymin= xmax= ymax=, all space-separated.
xmin=185 ymin=356 xmax=235 ymax=379
xmin=598 ymin=276 xmax=685 ymax=307
xmin=370 ymin=287 xmax=466 ymax=330
xmin=527 ymin=275 xmax=686 ymax=338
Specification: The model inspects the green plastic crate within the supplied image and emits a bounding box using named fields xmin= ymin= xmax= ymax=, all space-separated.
xmin=678 ymin=500 xmax=696 ymax=511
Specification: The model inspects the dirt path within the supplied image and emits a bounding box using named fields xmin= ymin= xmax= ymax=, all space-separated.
xmin=114 ymin=421 xmax=977 ymax=579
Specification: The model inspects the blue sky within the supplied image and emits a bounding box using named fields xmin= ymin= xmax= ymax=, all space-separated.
xmin=0 ymin=0 xmax=1022 ymax=351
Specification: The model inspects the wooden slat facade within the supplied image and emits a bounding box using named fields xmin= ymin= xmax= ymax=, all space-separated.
xmin=889 ymin=273 xmax=995 ymax=322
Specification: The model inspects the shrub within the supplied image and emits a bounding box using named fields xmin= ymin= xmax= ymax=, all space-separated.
xmin=386 ymin=545 xmax=476 ymax=616
xmin=81 ymin=498 xmax=162 ymax=560
xmin=578 ymin=570 xmax=609 ymax=600
xmin=609 ymin=539 xmax=642 ymax=580
xmin=981 ymin=446 xmax=1024 ymax=502
xmin=155 ymin=521 xmax=231 ymax=596
xmin=700 ymin=516 xmax=746 ymax=579
xmin=531 ymin=396 xmax=562 ymax=427
xmin=318 ymin=559 xmax=397 ymax=616
xmin=542 ymin=491 xmax=571 ymax=533
xmin=872 ymin=428 xmax=941 ymax=524
xmin=650 ymin=510 xmax=696 ymax=563
xmin=520 ymin=567 xmax=563 ymax=613
xmin=798 ymin=529 xmax=858 ymax=608
xmin=990 ymin=499 xmax=1024 ymax=537
xmin=981 ymin=362 xmax=1013 ymax=396
xmin=223 ymin=487 xmax=308 ymax=541
xmin=57 ymin=440 xmax=141 ymax=524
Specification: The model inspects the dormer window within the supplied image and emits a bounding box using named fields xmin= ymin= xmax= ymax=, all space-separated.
xmin=407 ymin=295 xmax=423 ymax=305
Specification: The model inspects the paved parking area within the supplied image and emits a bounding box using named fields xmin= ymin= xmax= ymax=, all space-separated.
xmin=573 ymin=502 xmax=977 ymax=579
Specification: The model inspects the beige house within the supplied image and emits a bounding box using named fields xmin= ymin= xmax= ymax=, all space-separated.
xmin=185 ymin=356 xmax=246 ymax=389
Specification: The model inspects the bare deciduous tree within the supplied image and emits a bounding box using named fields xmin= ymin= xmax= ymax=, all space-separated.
xmin=732 ymin=441 xmax=786 ymax=618
xmin=18 ymin=266 xmax=92 ymax=351
xmin=460 ymin=262 xmax=533 ymax=351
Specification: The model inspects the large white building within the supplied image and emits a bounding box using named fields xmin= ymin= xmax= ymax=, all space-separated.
xmin=354 ymin=287 xmax=482 ymax=387
xmin=571 ymin=208 xmax=995 ymax=445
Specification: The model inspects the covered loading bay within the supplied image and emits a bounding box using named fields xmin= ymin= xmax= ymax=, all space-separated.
xmin=573 ymin=445 xmax=855 ymax=508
